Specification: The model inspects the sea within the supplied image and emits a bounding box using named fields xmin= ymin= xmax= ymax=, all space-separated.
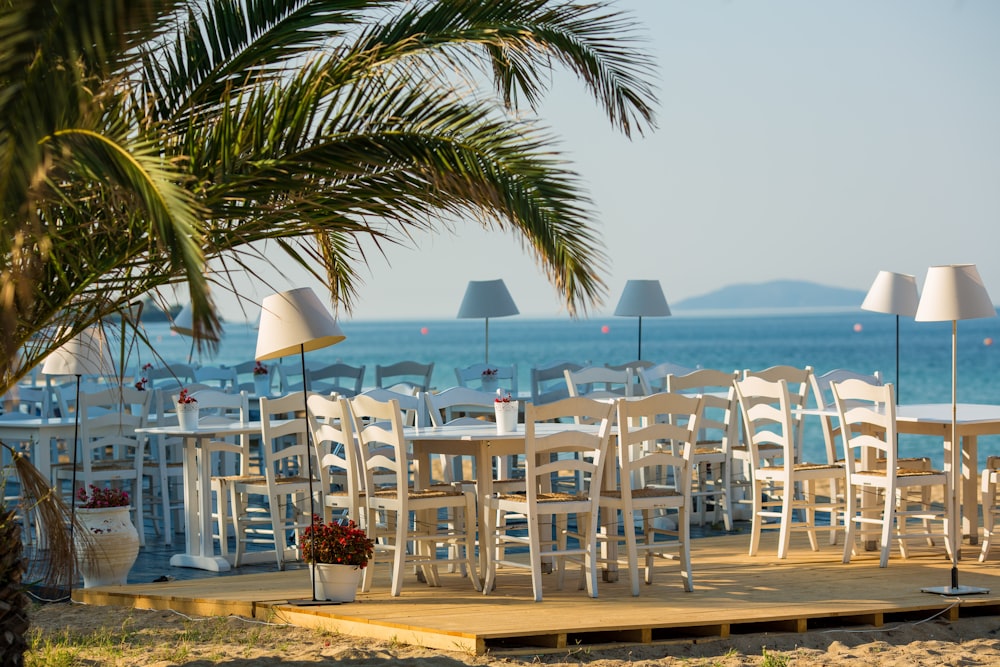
xmin=132 ymin=308 xmax=1000 ymax=470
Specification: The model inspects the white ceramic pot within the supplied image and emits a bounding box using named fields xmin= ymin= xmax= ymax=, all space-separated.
xmin=494 ymin=401 xmax=518 ymax=434
xmin=75 ymin=506 xmax=140 ymax=588
xmin=176 ymin=402 xmax=199 ymax=430
xmin=311 ymin=563 xmax=362 ymax=602
xmin=480 ymin=376 xmax=499 ymax=393
xmin=253 ymin=375 xmax=270 ymax=396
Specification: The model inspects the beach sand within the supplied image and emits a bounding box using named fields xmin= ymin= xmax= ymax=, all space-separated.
xmin=26 ymin=601 xmax=1000 ymax=666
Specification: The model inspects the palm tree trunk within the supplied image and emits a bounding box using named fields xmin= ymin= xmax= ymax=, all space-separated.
xmin=0 ymin=506 xmax=28 ymax=666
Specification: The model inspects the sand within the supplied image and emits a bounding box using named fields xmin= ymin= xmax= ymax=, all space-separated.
xmin=25 ymin=601 xmax=1000 ymax=666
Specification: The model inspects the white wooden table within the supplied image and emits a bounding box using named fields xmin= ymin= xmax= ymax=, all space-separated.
xmin=407 ymin=422 xmax=613 ymax=580
xmin=137 ymin=420 xmax=272 ymax=571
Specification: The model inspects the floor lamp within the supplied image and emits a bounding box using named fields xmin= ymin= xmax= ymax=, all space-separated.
xmin=457 ymin=279 xmax=519 ymax=365
xmin=861 ymin=271 xmax=918 ymax=404
xmin=614 ymin=279 xmax=671 ymax=361
xmin=255 ymin=287 xmax=345 ymax=604
xmin=41 ymin=326 xmax=113 ymax=594
xmin=915 ymin=264 xmax=994 ymax=596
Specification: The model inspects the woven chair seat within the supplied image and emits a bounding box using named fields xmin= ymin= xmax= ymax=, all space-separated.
xmin=602 ymin=486 xmax=681 ymax=500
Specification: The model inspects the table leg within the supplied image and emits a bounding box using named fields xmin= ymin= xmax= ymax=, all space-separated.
xmin=169 ymin=436 xmax=230 ymax=571
xmin=963 ymin=434 xmax=979 ymax=546
xmin=474 ymin=443 xmax=493 ymax=582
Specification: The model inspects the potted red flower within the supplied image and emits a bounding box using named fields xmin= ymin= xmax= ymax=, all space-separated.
xmin=494 ymin=390 xmax=518 ymax=434
xmin=74 ymin=485 xmax=139 ymax=588
xmin=300 ymin=516 xmax=374 ymax=602
xmin=175 ymin=388 xmax=199 ymax=429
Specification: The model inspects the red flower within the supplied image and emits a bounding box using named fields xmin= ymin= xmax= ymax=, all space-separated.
xmin=300 ymin=516 xmax=373 ymax=567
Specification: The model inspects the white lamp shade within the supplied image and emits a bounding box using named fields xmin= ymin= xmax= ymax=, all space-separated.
xmin=614 ymin=279 xmax=671 ymax=317
xmin=41 ymin=326 xmax=113 ymax=376
xmin=255 ymin=287 xmax=346 ymax=361
xmin=861 ymin=271 xmax=919 ymax=316
xmin=915 ymin=264 xmax=996 ymax=323
xmin=457 ymin=279 xmax=519 ymax=319
xmin=170 ymin=303 xmax=220 ymax=341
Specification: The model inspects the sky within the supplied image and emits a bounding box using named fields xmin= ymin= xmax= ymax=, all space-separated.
xmin=207 ymin=0 xmax=1000 ymax=323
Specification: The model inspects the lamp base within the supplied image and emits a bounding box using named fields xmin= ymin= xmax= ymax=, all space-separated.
xmin=921 ymin=567 xmax=989 ymax=595
xmin=285 ymin=598 xmax=342 ymax=607
xmin=920 ymin=585 xmax=989 ymax=596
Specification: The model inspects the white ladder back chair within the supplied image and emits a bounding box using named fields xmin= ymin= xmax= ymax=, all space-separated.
xmin=230 ymin=392 xmax=318 ymax=569
xmin=832 ymin=379 xmax=951 ymax=567
xmin=734 ymin=375 xmax=844 ymax=560
xmin=564 ymin=365 xmax=634 ymax=400
xmin=637 ymin=361 xmax=699 ymax=396
xmin=602 ymin=392 xmax=702 ymax=595
xmin=307 ymin=362 xmax=366 ymax=397
xmin=482 ymin=396 xmax=614 ymax=602
xmin=741 ymin=365 xmax=813 ymax=463
xmin=375 ymin=361 xmax=434 ymax=392
xmin=529 ymin=360 xmax=583 ymax=406
xmin=193 ymin=366 xmax=238 ymax=392
xmin=307 ymin=393 xmax=364 ymax=528
xmin=666 ymin=368 xmax=741 ymax=531
xmin=348 ymin=393 xmax=478 ymax=597
xmin=605 ymin=360 xmax=652 ymax=395
xmin=357 ymin=386 xmax=427 ymax=427
xmin=809 ymin=369 xmax=882 ymax=466
xmin=424 ymin=386 xmax=500 ymax=484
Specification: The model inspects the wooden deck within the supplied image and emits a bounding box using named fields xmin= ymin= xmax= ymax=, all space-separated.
xmin=75 ymin=532 xmax=1000 ymax=656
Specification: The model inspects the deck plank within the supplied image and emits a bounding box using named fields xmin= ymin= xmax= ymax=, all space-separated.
xmin=75 ymin=532 xmax=1000 ymax=655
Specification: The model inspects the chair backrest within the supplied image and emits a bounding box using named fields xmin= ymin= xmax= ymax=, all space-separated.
xmin=143 ymin=363 xmax=197 ymax=390
xmin=637 ymin=361 xmax=700 ymax=395
xmin=234 ymin=360 xmax=274 ymax=393
xmin=831 ymin=379 xmax=896 ymax=478
xmin=375 ymin=361 xmax=434 ymax=392
xmin=307 ymin=362 xmax=366 ymax=397
xmin=194 ymin=366 xmax=238 ymax=392
xmin=259 ymin=391 xmax=315 ymax=488
xmin=810 ymin=368 xmax=883 ymax=464
xmin=742 ymin=365 xmax=813 ymax=461
xmin=0 ymin=385 xmax=52 ymax=418
xmin=357 ymin=386 xmax=427 ymax=427
xmin=733 ymin=375 xmax=795 ymax=473
xmin=77 ymin=386 xmax=151 ymax=471
xmin=454 ymin=363 xmax=517 ymax=396
xmin=523 ymin=397 xmax=614 ymax=504
xmin=529 ymin=360 xmax=583 ymax=406
xmin=606 ymin=360 xmax=652 ymax=395
xmin=348 ymin=393 xmax=410 ymax=494
xmin=666 ymin=368 xmax=740 ymax=453
xmin=616 ymin=391 xmax=702 ymax=494
xmin=307 ymin=393 xmax=362 ymax=523
xmin=185 ymin=389 xmax=249 ymax=421
xmin=564 ymin=365 xmax=634 ymax=399
xmin=424 ymin=386 xmax=497 ymax=427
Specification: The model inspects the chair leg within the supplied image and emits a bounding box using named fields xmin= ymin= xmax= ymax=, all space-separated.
xmin=980 ymin=470 xmax=997 ymax=562
xmin=842 ymin=483 xmax=857 ymax=564
xmin=777 ymin=484 xmax=793 ymax=560
xmin=527 ymin=511 xmax=544 ymax=602
xmin=679 ymin=503 xmax=693 ymax=592
xmin=749 ymin=479 xmax=764 ymax=557
xmin=390 ymin=510 xmax=407 ymax=597
xmin=482 ymin=502 xmax=498 ymax=596
xmin=623 ymin=508 xmax=640 ymax=597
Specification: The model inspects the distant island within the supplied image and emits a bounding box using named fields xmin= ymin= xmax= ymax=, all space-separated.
xmin=673 ymin=280 xmax=865 ymax=311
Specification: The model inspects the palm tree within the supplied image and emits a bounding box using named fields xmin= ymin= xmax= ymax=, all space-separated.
xmin=1 ymin=0 xmax=657 ymax=385
xmin=1 ymin=1 xmax=656 ymax=659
